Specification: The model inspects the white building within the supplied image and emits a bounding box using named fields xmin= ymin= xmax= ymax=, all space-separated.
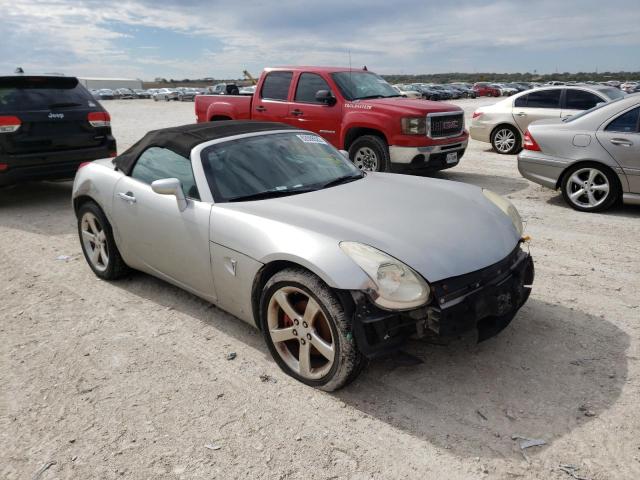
xmin=78 ymin=77 xmax=143 ymax=90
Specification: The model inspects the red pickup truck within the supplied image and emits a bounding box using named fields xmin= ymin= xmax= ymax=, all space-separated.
xmin=195 ymin=66 xmax=468 ymax=172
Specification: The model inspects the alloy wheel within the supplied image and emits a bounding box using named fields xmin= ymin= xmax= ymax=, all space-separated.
xmin=353 ymin=147 xmax=379 ymax=171
xmin=80 ymin=212 xmax=109 ymax=272
xmin=566 ymin=167 xmax=610 ymax=209
xmin=267 ymin=286 xmax=335 ymax=380
xmin=493 ymin=128 xmax=517 ymax=153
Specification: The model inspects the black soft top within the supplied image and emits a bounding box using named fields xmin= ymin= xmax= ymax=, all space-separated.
xmin=114 ymin=121 xmax=298 ymax=175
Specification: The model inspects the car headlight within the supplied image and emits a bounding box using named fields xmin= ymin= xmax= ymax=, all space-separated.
xmin=482 ymin=189 xmax=523 ymax=235
xmin=401 ymin=117 xmax=426 ymax=135
xmin=340 ymin=241 xmax=430 ymax=310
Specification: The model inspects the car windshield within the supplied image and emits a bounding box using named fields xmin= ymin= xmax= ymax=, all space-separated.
xmin=330 ymin=71 xmax=400 ymax=100
xmin=201 ymin=132 xmax=363 ymax=202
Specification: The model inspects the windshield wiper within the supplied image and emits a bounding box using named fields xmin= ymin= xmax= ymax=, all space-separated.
xmin=49 ymin=102 xmax=82 ymax=108
xmin=227 ymin=187 xmax=316 ymax=202
xmin=320 ymin=174 xmax=364 ymax=189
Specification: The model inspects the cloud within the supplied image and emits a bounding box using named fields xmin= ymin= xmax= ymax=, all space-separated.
xmin=0 ymin=0 xmax=638 ymax=79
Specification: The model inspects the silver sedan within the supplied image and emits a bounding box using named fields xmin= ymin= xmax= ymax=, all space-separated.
xmin=518 ymin=93 xmax=640 ymax=212
xmin=72 ymin=122 xmax=534 ymax=390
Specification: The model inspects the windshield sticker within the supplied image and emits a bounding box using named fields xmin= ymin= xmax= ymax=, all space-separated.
xmin=344 ymin=103 xmax=372 ymax=110
xmin=296 ymin=134 xmax=327 ymax=144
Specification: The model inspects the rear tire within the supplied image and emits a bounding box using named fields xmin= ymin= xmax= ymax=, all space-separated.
xmin=349 ymin=135 xmax=389 ymax=172
xmin=491 ymin=125 xmax=521 ymax=155
xmin=260 ymin=268 xmax=364 ymax=391
xmin=561 ymin=163 xmax=620 ymax=212
xmin=77 ymin=201 xmax=130 ymax=280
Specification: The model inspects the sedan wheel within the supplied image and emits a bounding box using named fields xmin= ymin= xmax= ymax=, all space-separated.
xmin=491 ymin=126 xmax=521 ymax=154
xmin=562 ymin=165 xmax=619 ymax=212
xmin=260 ymin=268 xmax=364 ymax=391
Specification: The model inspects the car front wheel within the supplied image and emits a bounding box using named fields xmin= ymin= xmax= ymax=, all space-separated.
xmin=260 ymin=268 xmax=364 ymax=391
xmin=561 ymin=164 xmax=620 ymax=212
xmin=491 ymin=125 xmax=521 ymax=154
xmin=349 ymin=135 xmax=389 ymax=172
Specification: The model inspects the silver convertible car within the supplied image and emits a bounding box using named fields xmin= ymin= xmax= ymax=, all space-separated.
xmin=518 ymin=93 xmax=640 ymax=212
xmin=72 ymin=122 xmax=534 ymax=390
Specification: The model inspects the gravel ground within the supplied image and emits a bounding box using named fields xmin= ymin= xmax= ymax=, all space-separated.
xmin=1 ymin=98 xmax=639 ymax=480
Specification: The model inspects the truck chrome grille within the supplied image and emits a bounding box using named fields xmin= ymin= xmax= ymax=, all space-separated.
xmin=427 ymin=112 xmax=464 ymax=138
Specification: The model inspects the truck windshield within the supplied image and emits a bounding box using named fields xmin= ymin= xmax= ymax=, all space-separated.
xmin=331 ymin=72 xmax=400 ymax=101
xmin=200 ymin=132 xmax=363 ymax=202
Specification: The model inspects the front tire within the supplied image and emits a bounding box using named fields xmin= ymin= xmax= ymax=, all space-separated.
xmin=349 ymin=135 xmax=389 ymax=172
xmin=260 ymin=268 xmax=364 ymax=391
xmin=77 ymin=201 xmax=130 ymax=280
xmin=561 ymin=164 xmax=620 ymax=212
xmin=491 ymin=125 xmax=521 ymax=155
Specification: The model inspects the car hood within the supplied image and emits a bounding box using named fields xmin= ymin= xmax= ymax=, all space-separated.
xmin=350 ymin=97 xmax=463 ymax=116
xmin=218 ymin=173 xmax=521 ymax=282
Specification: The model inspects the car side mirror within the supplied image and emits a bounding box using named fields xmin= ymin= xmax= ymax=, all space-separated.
xmin=315 ymin=90 xmax=336 ymax=106
xmin=151 ymin=178 xmax=188 ymax=211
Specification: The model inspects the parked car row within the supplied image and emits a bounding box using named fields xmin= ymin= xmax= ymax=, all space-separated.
xmin=89 ymin=87 xmax=207 ymax=101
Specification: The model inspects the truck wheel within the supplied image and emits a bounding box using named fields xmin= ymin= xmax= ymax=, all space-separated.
xmin=349 ymin=135 xmax=389 ymax=172
xmin=260 ymin=268 xmax=365 ymax=391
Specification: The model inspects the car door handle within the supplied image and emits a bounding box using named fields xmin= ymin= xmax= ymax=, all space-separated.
xmin=610 ymin=138 xmax=633 ymax=147
xmin=117 ymin=192 xmax=136 ymax=203
xmin=255 ymin=106 xmax=267 ymax=112
xmin=516 ymin=112 xmax=527 ymax=117
xmin=291 ymin=109 xmax=304 ymax=116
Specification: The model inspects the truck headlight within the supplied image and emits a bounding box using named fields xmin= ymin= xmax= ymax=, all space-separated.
xmin=340 ymin=241 xmax=430 ymax=310
xmin=482 ymin=189 xmax=523 ymax=235
xmin=401 ymin=117 xmax=426 ymax=135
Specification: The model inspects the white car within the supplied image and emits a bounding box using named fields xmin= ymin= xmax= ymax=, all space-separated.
xmin=470 ymin=85 xmax=625 ymax=154
xmin=392 ymin=84 xmax=422 ymax=99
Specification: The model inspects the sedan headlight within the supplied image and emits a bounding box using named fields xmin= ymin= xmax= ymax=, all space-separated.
xmin=340 ymin=241 xmax=430 ymax=310
xmin=401 ymin=117 xmax=426 ymax=135
xmin=482 ymin=189 xmax=523 ymax=235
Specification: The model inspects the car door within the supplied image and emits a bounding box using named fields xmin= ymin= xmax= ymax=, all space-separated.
xmin=286 ymin=72 xmax=342 ymax=146
xmin=252 ymin=71 xmax=293 ymax=122
xmin=512 ymin=88 xmax=562 ymax=132
xmin=596 ymin=106 xmax=640 ymax=193
xmin=562 ymin=88 xmax=604 ymax=118
xmin=111 ymin=146 xmax=217 ymax=300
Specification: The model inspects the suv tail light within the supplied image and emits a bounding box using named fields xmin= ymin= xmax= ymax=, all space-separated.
xmin=523 ymin=130 xmax=541 ymax=151
xmin=472 ymin=111 xmax=483 ymax=119
xmin=88 ymin=111 xmax=110 ymax=127
xmin=0 ymin=115 xmax=22 ymax=133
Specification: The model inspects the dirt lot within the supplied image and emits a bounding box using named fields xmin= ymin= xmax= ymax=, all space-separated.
xmin=2 ymin=98 xmax=639 ymax=480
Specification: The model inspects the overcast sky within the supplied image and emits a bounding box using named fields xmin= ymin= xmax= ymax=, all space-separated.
xmin=2 ymin=0 xmax=639 ymax=80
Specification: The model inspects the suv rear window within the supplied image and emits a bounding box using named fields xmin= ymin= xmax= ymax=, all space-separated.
xmin=0 ymin=76 xmax=94 ymax=113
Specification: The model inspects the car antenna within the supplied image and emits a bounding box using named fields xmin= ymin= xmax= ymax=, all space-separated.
xmin=15 ymin=67 xmax=24 ymax=74
xmin=348 ymin=50 xmax=352 ymax=97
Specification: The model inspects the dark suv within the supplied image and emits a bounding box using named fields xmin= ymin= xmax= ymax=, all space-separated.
xmin=0 ymin=75 xmax=116 ymax=186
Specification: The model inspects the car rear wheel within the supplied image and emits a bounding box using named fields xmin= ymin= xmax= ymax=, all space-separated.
xmin=561 ymin=164 xmax=620 ymax=212
xmin=260 ymin=268 xmax=364 ymax=391
xmin=78 ymin=201 xmax=130 ymax=280
xmin=491 ymin=125 xmax=521 ymax=154
xmin=349 ymin=135 xmax=389 ymax=172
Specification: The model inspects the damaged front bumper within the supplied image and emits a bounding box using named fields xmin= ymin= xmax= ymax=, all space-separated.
xmin=350 ymin=245 xmax=534 ymax=358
